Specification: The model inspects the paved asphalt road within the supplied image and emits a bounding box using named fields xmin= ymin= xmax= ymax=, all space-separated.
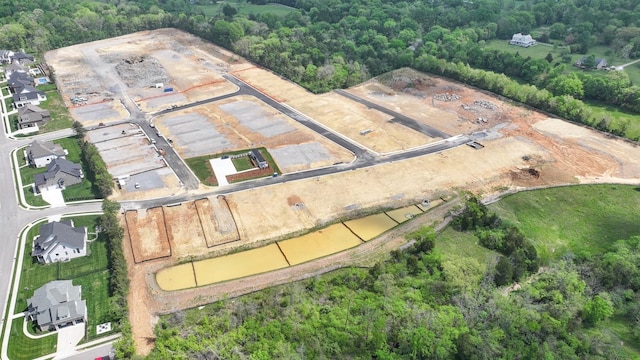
xmin=0 ymin=70 xmax=471 ymax=359
xmin=334 ymin=89 xmax=451 ymax=139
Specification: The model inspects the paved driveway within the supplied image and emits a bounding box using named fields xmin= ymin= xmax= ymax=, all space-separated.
xmin=40 ymin=189 xmax=65 ymax=207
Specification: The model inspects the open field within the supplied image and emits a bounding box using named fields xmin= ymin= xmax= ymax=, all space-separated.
xmin=195 ymin=3 xmax=295 ymax=17
xmin=483 ymin=40 xmax=640 ymax=91
xmin=489 ymin=184 xmax=640 ymax=262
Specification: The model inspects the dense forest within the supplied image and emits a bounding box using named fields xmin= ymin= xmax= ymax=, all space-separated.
xmin=1 ymin=0 xmax=640 ymax=137
xmin=147 ymin=195 xmax=640 ymax=359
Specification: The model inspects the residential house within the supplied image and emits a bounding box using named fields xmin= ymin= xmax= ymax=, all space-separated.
xmin=7 ymin=71 xmax=34 ymax=92
xmin=34 ymin=158 xmax=83 ymax=193
xmin=249 ymin=149 xmax=268 ymax=169
xmin=26 ymin=280 xmax=87 ymax=331
xmin=8 ymin=71 xmax=47 ymax=107
xmin=12 ymin=86 xmax=47 ymax=108
xmin=509 ymin=33 xmax=536 ymax=47
xmin=27 ymin=139 xmax=66 ymax=168
xmin=0 ymin=49 xmax=14 ymax=63
xmin=18 ymin=105 xmax=51 ymax=130
xmin=32 ymin=220 xmax=87 ymax=264
xmin=11 ymin=51 xmax=34 ymax=65
xmin=575 ymin=57 xmax=608 ymax=70
xmin=3 ymin=63 xmax=27 ymax=77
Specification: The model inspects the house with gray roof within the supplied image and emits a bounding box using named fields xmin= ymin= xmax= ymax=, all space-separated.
xmin=34 ymin=158 xmax=83 ymax=193
xmin=27 ymin=280 xmax=87 ymax=331
xmin=249 ymin=149 xmax=268 ymax=169
xmin=18 ymin=105 xmax=51 ymax=130
xmin=12 ymin=85 xmax=46 ymax=108
xmin=11 ymin=51 xmax=34 ymax=65
xmin=7 ymin=71 xmax=34 ymax=92
xmin=32 ymin=220 xmax=87 ymax=264
xmin=27 ymin=139 xmax=67 ymax=168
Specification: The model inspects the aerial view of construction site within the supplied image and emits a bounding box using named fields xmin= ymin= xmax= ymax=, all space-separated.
xmin=40 ymin=28 xmax=640 ymax=353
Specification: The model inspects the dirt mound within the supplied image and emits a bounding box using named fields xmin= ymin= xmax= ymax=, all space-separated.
xmin=115 ymin=56 xmax=169 ymax=88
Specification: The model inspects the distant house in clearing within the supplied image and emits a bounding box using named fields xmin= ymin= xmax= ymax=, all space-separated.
xmin=26 ymin=280 xmax=87 ymax=331
xmin=575 ymin=56 xmax=608 ymax=70
xmin=18 ymin=105 xmax=51 ymax=130
xmin=32 ymin=220 xmax=87 ymax=264
xmin=509 ymin=33 xmax=536 ymax=47
xmin=34 ymin=158 xmax=83 ymax=193
xmin=27 ymin=139 xmax=67 ymax=168
xmin=249 ymin=149 xmax=268 ymax=169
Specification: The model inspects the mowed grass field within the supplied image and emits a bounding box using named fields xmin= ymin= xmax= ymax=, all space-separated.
xmin=488 ymin=185 xmax=640 ymax=262
xmin=195 ymin=2 xmax=294 ymax=17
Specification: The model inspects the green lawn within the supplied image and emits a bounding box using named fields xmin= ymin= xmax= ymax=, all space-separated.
xmin=436 ymin=227 xmax=499 ymax=289
xmin=488 ymin=184 xmax=640 ymax=262
xmin=37 ymin=88 xmax=74 ymax=133
xmin=483 ymin=39 xmax=565 ymax=61
xmin=11 ymin=215 xmax=118 ymax=347
xmin=195 ymin=2 xmax=294 ymax=17
xmin=231 ymin=156 xmax=254 ymax=171
xmin=23 ymin=185 xmax=49 ymax=207
xmin=185 ymin=155 xmax=219 ymax=186
xmin=9 ymin=114 xmax=18 ymax=132
xmin=7 ymin=317 xmax=57 ymax=360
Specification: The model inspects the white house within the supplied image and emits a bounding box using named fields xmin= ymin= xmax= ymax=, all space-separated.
xmin=12 ymin=86 xmax=47 ymax=108
xmin=32 ymin=220 xmax=87 ymax=264
xmin=509 ymin=33 xmax=536 ymax=47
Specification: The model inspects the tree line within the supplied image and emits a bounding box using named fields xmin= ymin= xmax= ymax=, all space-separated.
xmin=2 ymin=0 xmax=640 ymax=138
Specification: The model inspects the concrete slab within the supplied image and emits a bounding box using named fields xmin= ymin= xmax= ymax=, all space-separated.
xmin=209 ymin=158 xmax=237 ymax=186
xmin=40 ymin=188 xmax=65 ymax=207
xmin=54 ymin=322 xmax=85 ymax=359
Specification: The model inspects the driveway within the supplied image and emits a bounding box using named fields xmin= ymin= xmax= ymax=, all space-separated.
xmin=40 ymin=189 xmax=65 ymax=207
xmin=54 ymin=323 xmax=85 ymax=359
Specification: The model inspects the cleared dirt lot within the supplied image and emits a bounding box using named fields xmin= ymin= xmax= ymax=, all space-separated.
xmin=155 ymin=95 xmax=353 ymax=173
xmin=125 ymin=67 xmax=640 ymax=352
xmin=125 ymin=208 xmax=171 ymax=263
xmin=46 ymin=29 xmax=239 ymax=124
xmin=47 ymin=30 xmax=640 ymax=356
